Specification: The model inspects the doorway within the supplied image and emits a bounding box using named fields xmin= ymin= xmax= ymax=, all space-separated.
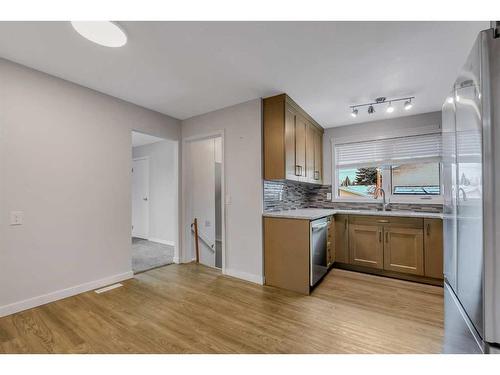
xmin=185 ymin=134 xmax=224 ymax=269
xmin=131 ymin=130 xmax=178 ymax=273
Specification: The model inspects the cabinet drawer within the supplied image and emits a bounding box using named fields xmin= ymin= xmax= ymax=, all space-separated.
xmin=349 ymin=215 xmax=423 ymax=229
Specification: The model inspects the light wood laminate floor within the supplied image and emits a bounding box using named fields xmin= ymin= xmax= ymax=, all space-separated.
xmin=0 ymin=264 xmax=444 ymax=353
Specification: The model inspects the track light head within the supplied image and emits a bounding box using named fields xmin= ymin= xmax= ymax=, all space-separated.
xmin=368 ymin=105 xmax=375 ymax=114
xmin=404 ymin=99 xmax=413 ymax=110
xmin=351 ymin=108 xmax=358 ymax=117
xmin=386 ymin=102 xmax=394 ymax=113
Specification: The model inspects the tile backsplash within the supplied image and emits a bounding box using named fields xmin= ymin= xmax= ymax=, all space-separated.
xmin=263 ymin=180 xmax=443 ymax=213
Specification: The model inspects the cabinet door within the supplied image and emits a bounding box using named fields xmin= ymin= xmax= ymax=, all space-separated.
xmin=313 ymin=129 xmax=323 ymax=183
xmin=327 ymin=216 xmax=335 ymax=265
xmin=294 ymin=114 xmax=307 ymax=180
xmin=349 ymin=224 xmax=384 ymax=269
xmin=334 ymin=214 xmax=349 ymax=263
xmin=424 ymin=218 xmax=444 ymax=279
xmin=305 ymin=122 xmax=315 ymax=182
xmin=285 ymin=106 xmax=298 ymax=181
xmin=384 ymin=227 xmax=424 ymax=275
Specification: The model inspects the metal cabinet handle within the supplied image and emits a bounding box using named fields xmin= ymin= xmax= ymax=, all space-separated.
xmin=295 ymin=165 xmax=303 ymax=176
xmin=344 ymin=218 xmax=347 ymax=231
xmin=379 ymin=231 xmax=382 ymax=242
xmin=426 ymin=223 xmax=431 ymax=236
xmin=385 ymin=231 xmax=389 ymax=243
xmin=377 ymin=219 xmax=389 ymax=223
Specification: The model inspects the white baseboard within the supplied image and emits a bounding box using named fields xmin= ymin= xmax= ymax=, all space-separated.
xmin=173 ymin=256 xmax=180 ymax=264
xmin=148 ymin=238 xmax=175 ymax=246
xmin=224 ymin=268 xmax=264 ymax=285
xmin=0 ymin=271 xmax=134 ymax=318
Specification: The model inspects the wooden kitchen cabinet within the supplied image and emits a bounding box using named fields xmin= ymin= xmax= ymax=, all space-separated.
xmin=383 ymin=227 xmax=424 ymax=276
xmin=284 ymin=105 xmax=297 ymax=181
xmin=349 ymin=223 xmax=384 ymax=269
xmin=313 ymin=128 xmax=323 ymax=182
xmin=264 ymin=217 xmax=311 ymax=295
xmin=295 ymin=114 xmax=307 ymax=180
xmin=327 ymin=216 xmax=335 ymax=266
xmin=263 ymin=94 xmax=324 ymax=184
xmin=334 ymin=214 xmax=349 ymax=263
xmin=305 ymin=121 xmax=315 ymax=183
xmin=424 ymin=218 xmax=444 ymax=279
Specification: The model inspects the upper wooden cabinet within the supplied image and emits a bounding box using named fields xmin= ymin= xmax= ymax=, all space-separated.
xmin=263 ymin=94 xmax=324 ymax=184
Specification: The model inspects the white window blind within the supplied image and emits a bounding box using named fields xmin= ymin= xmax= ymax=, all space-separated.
xmin=335 ymin=133 xmax=442 ymax=168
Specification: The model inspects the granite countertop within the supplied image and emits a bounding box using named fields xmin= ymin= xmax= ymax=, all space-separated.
xmin=262 ymin=208 xmax=443 ymax=220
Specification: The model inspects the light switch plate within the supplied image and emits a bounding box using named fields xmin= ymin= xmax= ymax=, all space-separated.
xmin=10 ymin=211 xmax=24 ymax=225
xmin=326 ymin=193 xmax=332 ymax=200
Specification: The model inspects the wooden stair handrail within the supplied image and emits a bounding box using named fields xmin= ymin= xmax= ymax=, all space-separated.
xmin=192 ymin=218 xmax=200 ymax=263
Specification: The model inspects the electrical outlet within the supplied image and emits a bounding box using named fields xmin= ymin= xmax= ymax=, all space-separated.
xmin=326 ymin=193 xmax=332 ymax=200
xmin=10 ymin=211 xmax=24 ymax=225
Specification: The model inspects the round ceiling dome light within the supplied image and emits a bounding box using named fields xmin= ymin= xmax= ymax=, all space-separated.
xmin=71 ymin=21 xmax=127 ymax=47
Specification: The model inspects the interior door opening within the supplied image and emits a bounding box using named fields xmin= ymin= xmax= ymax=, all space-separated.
xmin=186 ymin=135 xmax=224 ymax=269
xmin=131 ymin=130 xmax=179 ymax=274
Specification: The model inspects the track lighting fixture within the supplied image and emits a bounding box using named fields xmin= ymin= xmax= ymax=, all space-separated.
xmin=349 ymin=96 xmax=415 ymax=118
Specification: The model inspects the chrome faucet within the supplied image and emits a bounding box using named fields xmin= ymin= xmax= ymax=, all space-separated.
xmin=373 ymin=187 xmax=390 ymax=211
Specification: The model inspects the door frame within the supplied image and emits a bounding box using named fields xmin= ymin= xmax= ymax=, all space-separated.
xmin=132 ymin=156 xmax=150 ymax=240
xmin=182 ymin=130 xmax=226 ymax=273
xmin=131 ymin=130 xmax=180 ymax=266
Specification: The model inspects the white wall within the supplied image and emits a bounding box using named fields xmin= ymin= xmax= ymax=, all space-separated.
xmin=322 ymin=111 xmax=442 ymax=185
xmin=181 ymin=99 xmax=263 ymax=284
xmin=0 ymin=58 xmax=181 ymax=316
xmin=132 ymin=139 xmax=178 ymax=245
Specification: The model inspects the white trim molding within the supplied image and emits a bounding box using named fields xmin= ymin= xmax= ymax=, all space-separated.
xmin=0 ymin=271 xmax=133 ymax=318
xmin=224 ymin=268 xmax=264 ymax=285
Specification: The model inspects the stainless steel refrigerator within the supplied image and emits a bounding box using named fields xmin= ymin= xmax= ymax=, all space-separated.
xmin=442 ymin=24 xmax=500 ymax=354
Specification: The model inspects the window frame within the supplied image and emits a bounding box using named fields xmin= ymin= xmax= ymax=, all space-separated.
xmin=331 ymin=132 xmax=443 ymax=205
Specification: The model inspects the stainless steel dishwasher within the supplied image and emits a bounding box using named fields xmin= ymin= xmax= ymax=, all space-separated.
xmin=310 ymin=217 xmax=330 ymax=287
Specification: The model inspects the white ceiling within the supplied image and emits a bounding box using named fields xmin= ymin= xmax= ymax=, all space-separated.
xmin=0 ymin=21 xmax=488 ymax=127
xmin=131 ymin=131 xmax=165 ymax=147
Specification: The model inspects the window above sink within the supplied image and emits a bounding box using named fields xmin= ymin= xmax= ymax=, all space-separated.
xmin=333 ymin=133 xmax=443 ymax=204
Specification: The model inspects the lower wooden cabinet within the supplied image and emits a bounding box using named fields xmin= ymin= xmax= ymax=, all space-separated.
xmin=327 ymin=216 xmax=335 ymax=266
xmin=339 ymin=215 xmax=443 ymax=283
xmin=349 ymin=224 xmax=384 ymax=269
xmin=424 ymin=218 xmax=444 ymax=279
xmin=264 ymin=217 xmax=310 ymax=295
xmin=334 ymin=214 xmax=349 ymax=263
xmin=383 ymin=227 xmax=424 ymax=276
